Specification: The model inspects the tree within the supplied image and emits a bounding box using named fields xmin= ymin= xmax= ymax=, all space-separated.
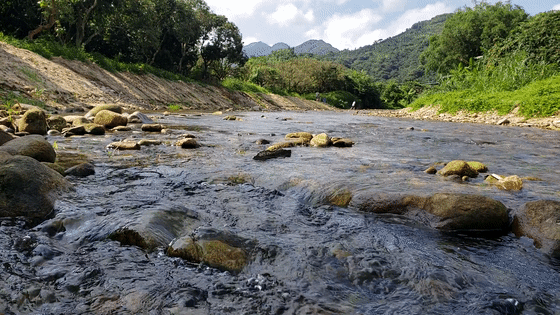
xmin=0 ymin=0 xmax=42 ymax=38
xmin=421 ymin=1 xmax=527 ymax=73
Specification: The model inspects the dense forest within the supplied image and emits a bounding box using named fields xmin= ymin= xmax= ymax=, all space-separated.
xmin=0 ymin=0 xmax=245 ymax=80
xmin=322 ymin=14 xmax=449 ymax=83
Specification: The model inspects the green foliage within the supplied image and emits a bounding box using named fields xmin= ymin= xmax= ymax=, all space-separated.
xmin=421 ymin=2 xmax=528 ymax=74
xmin=411 ymin=75 xmax=560 ymax=118
xmin=221 ymin=78 xmax=270 ymax=94
xmin=167 ymin=104 xmax=182 ymax=111
xmin=322 ymin=14 xmax=449 ymax=83
xmin=303 ymin=91 xmax=357 ymax=109
xmin=0 ymin=89 xmax=46 ymax=110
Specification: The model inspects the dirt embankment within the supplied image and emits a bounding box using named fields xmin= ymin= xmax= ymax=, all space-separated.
xmin=0 ymin=42 xmax=332 ymax=113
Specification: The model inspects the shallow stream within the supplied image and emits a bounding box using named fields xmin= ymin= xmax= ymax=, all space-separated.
xmin=1 ymin=111 xmax=559 ymax=314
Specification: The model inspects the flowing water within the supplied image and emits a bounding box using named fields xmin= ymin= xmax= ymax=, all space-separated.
xmin=1 ymin=111 xmax=559 ymax=314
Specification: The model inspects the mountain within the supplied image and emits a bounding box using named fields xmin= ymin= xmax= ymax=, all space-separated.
xmin=322 ymin=13 xmax=451 ymax=82
xmin=243 ymin=40 xmax=338 ymax=58
xmin=294 ymin=40 xmax=339 ymax=56
xmin=243 ymin=41 xmax=273 ymax=58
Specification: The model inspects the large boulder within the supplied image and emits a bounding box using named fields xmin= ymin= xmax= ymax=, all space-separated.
xmin=351 ymin=192 xmax=509 ymax=233
xmin=0 ymin=129 xmax=15 ymax=146
xmin=0 ymin=154 xmax=70 ymax=223
xmin=17 ymin=108 xmax=48 ymax=135
xmin=423 ymin=193 xmax=509 ymax=231
xmin=512 ymin=200 xmax=560 ymax=257
xmin=0 ymin=135 xmax=56 ymax=163
xmin=94 ymin=110 xmax=127 ymax=129
xmin=438 ymin=160 xmax=478 ymax=178
xmin=85 ymin=104 xmax=123 ymax=119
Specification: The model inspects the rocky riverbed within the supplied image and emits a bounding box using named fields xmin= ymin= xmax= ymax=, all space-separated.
xmin=1 ymin=104 xmax=559 ymax=314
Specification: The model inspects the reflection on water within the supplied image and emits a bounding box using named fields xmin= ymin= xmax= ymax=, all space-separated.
xmin=1 ymin=111 xmax=559 ymax=314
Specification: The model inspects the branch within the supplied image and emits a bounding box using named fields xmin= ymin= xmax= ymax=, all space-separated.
xmin=28 ymin=0 xmax=57 ymax=40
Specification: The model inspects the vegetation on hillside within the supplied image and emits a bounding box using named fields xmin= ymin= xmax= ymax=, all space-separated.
xmin=0 ymin=0 xmax=245 ymax=81
xmin=322 ymin=14 xmax=449 ymax=83
xmin=412 ymin=6 xmax=560 ymax=118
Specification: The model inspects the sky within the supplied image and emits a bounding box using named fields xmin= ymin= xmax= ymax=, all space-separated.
xmin=204 ymin=0 xmax=560 ymax=51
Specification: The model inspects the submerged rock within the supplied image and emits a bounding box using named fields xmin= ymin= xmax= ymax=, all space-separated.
xmin=495 ymin=175 xmax=523 ymax=191
xmin=64 ymin=162 xmax=95 ymax=177
xmin=0 ymin=135 xmax=56 ymax=163
xmin=351 ymin=192 xmax=509 ymax=233
xmin=253 ymin=149 xmax=291 ymax=160
xmin=107 ymin=141 xmax=140 ymax=150
xmin=512 ymin=200 xmax=560 ymax=257
xmin=438 ymin=160 xmax=478 ymax=178
xmin=331 ymin=138 xmax=354 ymax=147
xmin=141 ymin=124 xmax=164 ymax=132
xmin=0 ymin=154 xmax=71 ymax=223
xmin=266 ymin=139 xmax=306 ymax=151
xmin=83 ymin=123 xmax=106 ymax=135
xmin=176 ymin=138 xmax=200 ymax=149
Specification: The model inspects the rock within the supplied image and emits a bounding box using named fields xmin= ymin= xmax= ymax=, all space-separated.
xmin=94 ymin=110 xmax=128 ymax=128
xmin=107 ymin=141 xmax=140 ymax=150
xmin=176 ymin=138 xmax=200 ymax=149
xmin=286 ymin=132 xmax=313 ymax=143
xmin=0 ymin=154 xmax=70 ymax=224
xmin=64 ymin=162 xmax=95 ymax=177
xmin=16 ymin=108 xmax=48 ymax=135
xmin=72 ymin=117 xmax=91 ymax=127
xmin=127 ymin=111 xmax=154 ymax=124
xmin=0 ymin=116 xmax=16 ymax=130
xmin=109 ymin=205 xmax=200 ymax=251
xmin=62 ymin=115 xmax=85 ymax=124
xmin=83 ymin=123 xmax=106 ymax=135
xmin=0 ymin=129 xmax=15 ymax=146
xmin=85 ymin=104 xmax=123 ymax=119
xmin=512 ymin=200 xmax=560 ymax=256
xmin=495 ymin=175 xmax=523 ymax=191
xmin=0 ymin=135 xmax=56 ymax=163
xmin=141 ymin=124 xmax=164 ymax=132
xmin=62 ymin=126 xmax=86 ymax=137
xmin=332 ymin=138 xmax=354 ymax=147
xmin=266 ymin=140 xmax=306 ymax=151
xmin=255 ymin=139 xmax=270 ymax=145
xmin=212 ymin=111 xmax=223 ymax=115
xmin=112 ymin=126 xmax=132 ymax=131
xmin=423 ymin=193 xmax=509 ymax=232
xmin=497 ymin=118 xmax=510 ymax=125
xmin=253 ymin=149 xmax=291 ymax=160
xmin=0 ymin=124 xmax=14 ymax=134
xmin=179 ymin=134 xmax=196 ymax=139
xmin=310 ymin=133 xmax=331 ymax=147
xmin=223 ymin=115 xmax=237 ymax=121
xmin=167 ymin=229 xmax=252 ymax=273
xmin=138 ymin=139 xmax=162 ymax=146
xmin=351 ymin=192 xmax=509 ymax=233
xmin=42 ymin=162 xmax=65 ymax=175
xmin=467 ymin=161 xmax=488 ymax=173
xmin=425 ymin=166 xmax=437 ymax=174
xmin=46 ymin=115 xmax=67 ymax=132
xmin=438 ymin=160 xmax=478 ymax=178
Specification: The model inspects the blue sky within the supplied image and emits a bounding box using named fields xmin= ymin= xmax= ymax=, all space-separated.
xmin=204 ymin=0 xmax=560 ymax=50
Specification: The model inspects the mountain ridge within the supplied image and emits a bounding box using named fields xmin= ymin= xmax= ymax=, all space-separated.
xmin=243 ymin=39 xmax=339 ymax=58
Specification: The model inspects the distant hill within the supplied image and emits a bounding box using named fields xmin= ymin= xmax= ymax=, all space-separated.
xmin=323 ymin=13 xmax=451 ymax=82
xmin=243 ymin=40 xmax=339 ymax=58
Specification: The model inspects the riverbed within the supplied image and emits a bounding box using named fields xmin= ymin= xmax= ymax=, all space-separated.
xmin=1 ymin=111 xmax=559 ymax=314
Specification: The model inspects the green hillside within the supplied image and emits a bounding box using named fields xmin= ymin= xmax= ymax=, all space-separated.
xmin=323 ymin=14 xmax=450 ymax=83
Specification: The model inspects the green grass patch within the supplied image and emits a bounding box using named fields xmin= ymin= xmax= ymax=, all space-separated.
xmin=167 ymin=104 xmax=182 ymax=111
xmin=0 ymin=89 xmax=46 ymax=110
xmin=221 ymin=77 xmax=270 ymax=94
xmin=411 ymin=75 xmax=560 ymax=117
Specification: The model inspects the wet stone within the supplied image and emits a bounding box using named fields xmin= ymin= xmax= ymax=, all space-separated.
xmin=253 ymin=149 xmax=291 ymax=161
xmin=176 ymin=138 xmax=200 ymax=149
xmin=107 ymin=141 xmax=140 ymax=150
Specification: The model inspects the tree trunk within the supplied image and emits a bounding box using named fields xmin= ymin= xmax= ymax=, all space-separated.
xmin=76 ymin=0 xmax=98 ymax=47
xmin=28 ymin=0 xmax=57 ymax=40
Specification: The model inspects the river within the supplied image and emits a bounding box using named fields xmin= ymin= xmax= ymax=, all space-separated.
xmin=1 ymin=111 xmax=559 ymax=314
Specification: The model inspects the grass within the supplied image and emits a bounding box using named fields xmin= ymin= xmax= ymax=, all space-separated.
xmin=0 ymin=32 xmax=192 ymax=83
xmin=167 ymin=104 xmax=182 ymax=112
xmin=411 ymin=52 xmax=560 ymax=118
xmin=0 ymin=89 xmax=46 ymax=110
xmin=221 ymin=77 xmax=270 ymax=94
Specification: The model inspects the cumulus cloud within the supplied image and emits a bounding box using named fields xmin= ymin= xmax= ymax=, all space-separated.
xmin=308 ymin=8 xmax=384 ymax=50
xmin=205 ymin=0 xmax=266 ymax=18
xmin=268 ymin=3 xmax=315 ymax=27
xmin=553 ymin=4 xmax=560 ymax=10
xmin=381 ymin=0 xmax=408 ymax=12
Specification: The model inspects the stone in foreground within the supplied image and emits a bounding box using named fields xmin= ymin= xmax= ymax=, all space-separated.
xmin=512 ymin=200 xmax=560 ymax=257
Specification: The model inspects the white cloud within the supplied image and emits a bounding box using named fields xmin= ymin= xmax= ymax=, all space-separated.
xmin=309 ymin=8 xmax=384 ymax=50
xmin=388 ymin=2 xmax=453 ymax=36
xmin=553 ymin=4 xmax=560 ymax=11
xmin=381 ymin=0 xmax=408 ymax=12
xmin=205 ymin=0 xmax=266 ymax=18
xmin=268 ymin=4 xmax=315 ymax=27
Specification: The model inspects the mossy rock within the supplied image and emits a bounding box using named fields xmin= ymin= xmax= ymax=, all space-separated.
xmin=84 ymin=123 xmax=106 ymax=135
xmin=85 ymin=104 xmax=123 ymax=119
xmin=47 ymin=115 xmax=68 ymax=132
xmin=310 ymin=133 xmax=331 ymax=147
xmin=438 ymin=160 xmax=478 ymax=178
xmin=17 ymin=109 xmax=47 ymax=135
xmin=167 ymin=238 xmax=247 ymax=272
xmin=266 ymin=139 xmax=306 ymax=151
xmin=467 ymin=161 xmax=488 ymax=173
xmin=94 ymin=110 xmax=127 ymax=128
xmin=327 ymin=189 xmax=353 ymax=207
xmin=286 ymin=132 xmax=313 ymax=143
xmin=495 ymin=175 xmax=523 ymax=191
